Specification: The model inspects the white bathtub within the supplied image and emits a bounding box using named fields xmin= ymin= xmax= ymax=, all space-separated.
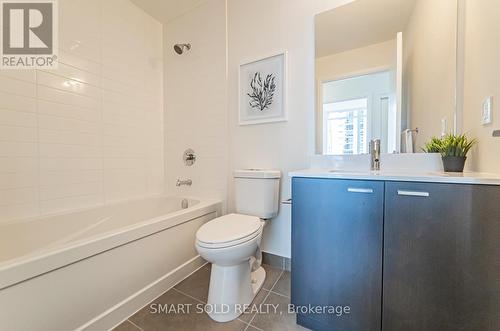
xmin=0 ymin=196 xmax=221 ymax=331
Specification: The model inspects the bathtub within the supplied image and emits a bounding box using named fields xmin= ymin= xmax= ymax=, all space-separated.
xmin=0 ymin=196 xmax=221 ymax=331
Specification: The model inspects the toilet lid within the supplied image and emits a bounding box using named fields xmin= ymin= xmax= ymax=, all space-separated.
xmin=196 ymin=214 xmax=262 ymax=246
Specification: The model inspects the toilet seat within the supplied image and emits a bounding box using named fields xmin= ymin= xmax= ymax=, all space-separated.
xmin=196 ymin=214 xmax=263 ymax=249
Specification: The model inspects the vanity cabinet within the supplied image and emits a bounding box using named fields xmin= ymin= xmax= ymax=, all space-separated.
xmin=291 ymin=178 xmax=500 ymax=331
xmin=291 ymin=178 xmax=384 ymax=331
xmin=383 ymin=181 xmax=500 ymax=331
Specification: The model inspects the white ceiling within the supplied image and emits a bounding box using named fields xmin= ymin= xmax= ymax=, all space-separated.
xmin=315 ymin=0 xmax=417 ymax=58
xmin=130 ymin=0 xmax=208 ymax=23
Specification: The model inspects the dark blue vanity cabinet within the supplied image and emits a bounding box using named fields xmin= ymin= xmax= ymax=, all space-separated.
xmin=291 ymin=178 xmax=384 ymax=331
xmin=291 ymin=177 xmax=500 ymax=331
xmin=383 ymin=181 xmax=500 ymax=331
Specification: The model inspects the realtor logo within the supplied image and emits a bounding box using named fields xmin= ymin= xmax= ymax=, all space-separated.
xmin=1 ymin=0 xmax=58 ymax=68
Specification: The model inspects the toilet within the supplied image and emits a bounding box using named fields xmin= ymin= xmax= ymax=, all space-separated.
xmin=195 ymin=169 xmax=281 ymax=322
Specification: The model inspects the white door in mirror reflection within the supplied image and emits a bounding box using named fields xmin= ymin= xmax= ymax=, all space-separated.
xmin=321 ymin=71 xmax=397 ymax=155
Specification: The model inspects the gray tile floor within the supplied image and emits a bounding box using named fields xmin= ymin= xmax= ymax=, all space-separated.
xmin=113 ymin=264 xmax=308 ymax=331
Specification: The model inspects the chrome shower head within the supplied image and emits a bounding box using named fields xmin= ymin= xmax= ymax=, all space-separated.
xmin=174 ymin=43 xmax=191 ymax=55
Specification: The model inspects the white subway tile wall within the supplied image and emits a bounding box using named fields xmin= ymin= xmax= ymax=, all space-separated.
xmin=0 ymin=0 xmax=164 ymax=223
xmin=163 ymin=0 xmax=227 ymax=205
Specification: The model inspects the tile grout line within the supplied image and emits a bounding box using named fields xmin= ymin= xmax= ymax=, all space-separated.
xmin=267 ymin=289 xmax=290 ymax=299
xmin=97 ymin=28 xmax=105 ymax=207
xmin=173 ymin=286 xmax=261 ymax=330
xmin=241 ymin=319 xmax=264 ymax=330
xmin=245 ymin=269 xmax=285 ymax=330
xmin=269 ymin=269 xmax=285 ymax=293
xmin=160 ymin=266 xmax=286 ymax=331
xmin=38 ymin=68 xmax=159 ymax=100
xmin=55 ymin=58 xmax=156 ymax=95
xmin=238 ymin=317 xmax=261 ymax=328
xmin=35 ymin=69 xmax=41 ymax=218
xmin=126 ymin=319 xmax=145 ymax=331
xmin=240 ymin=290 xmax=269 ymax=331
xmin=267 ymin=268 xmax=291 ymax=298
xmin=245 ymin=288 xmax=273 ymax=330
xmin=171 ymin=287 xmax=207 ymax=305
xmin=245 ymin=321 xmax=265 ymax=331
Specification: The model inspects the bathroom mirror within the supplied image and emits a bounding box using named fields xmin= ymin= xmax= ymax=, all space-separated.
xmin=315 ymin=0 xmax=458 ymax=155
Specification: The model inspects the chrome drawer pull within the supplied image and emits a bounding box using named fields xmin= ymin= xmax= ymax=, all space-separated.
xmin=347 ymin=188 xmax=374 ymax=194
xmin=397 ymin=190 xmax=430 ymax=197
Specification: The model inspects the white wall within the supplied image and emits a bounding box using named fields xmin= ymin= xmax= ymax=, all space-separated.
xmin=163 ymin=0 xmax=228 ymax=205
xmin=462 ymin=0 xmax=500 ymax=173
xmin=161 ymin=0 xmax=351 ymax=258
xmin=0 ymin=0 xmax=164 ymax=223
xmin=322 ymin=71 xmax=393 ymax=104
xmin=227 ymin=0 xmax=351 ymax=258
xmin=316 ymin=39 xmax=396 ymax=83
xmin=403 ymin=0 xmax=457 ymax=150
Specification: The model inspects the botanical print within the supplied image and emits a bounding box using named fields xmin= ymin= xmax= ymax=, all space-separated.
xmin=239 ymin=52 xmax=286 ymax=125
xmin=247 ymin=72 xmax=277 ymax=111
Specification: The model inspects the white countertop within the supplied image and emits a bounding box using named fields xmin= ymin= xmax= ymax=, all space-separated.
xmin=289 ymin=169 xmax=500 ymax=185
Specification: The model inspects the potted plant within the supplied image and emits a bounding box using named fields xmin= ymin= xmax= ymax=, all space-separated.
xmin=423 ymin=134 xmax=477 ymax=172
xmin=422 ymin=137 xmax=444 ymax=154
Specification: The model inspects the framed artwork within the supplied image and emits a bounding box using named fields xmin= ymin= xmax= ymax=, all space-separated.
xmin=239 ymin=51 xmax=287 ymax=125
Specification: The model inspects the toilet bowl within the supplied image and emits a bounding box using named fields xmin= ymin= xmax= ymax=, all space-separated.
xmin=194 ymin=169 xmax=281 ymax=322
xmin=195 ymin=214 xmax=266 ymax=322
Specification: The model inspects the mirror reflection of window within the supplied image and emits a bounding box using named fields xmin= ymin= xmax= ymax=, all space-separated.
xmin=315 ymin=0 xmax=458 ymax=155
xmin=321 ymin=71 xmax=396 ymax=155
xmin=323 ymin=98 xmax=368 ymax=155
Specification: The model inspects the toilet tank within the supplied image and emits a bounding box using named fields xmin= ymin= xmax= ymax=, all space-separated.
xmin=234 ymin=169 xmax=281 ymax=219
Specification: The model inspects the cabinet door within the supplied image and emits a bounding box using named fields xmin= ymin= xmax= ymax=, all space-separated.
xmin=292 ymin=178 xmax=384 ymax=331
xmin=383 ymin=182 xmax=500 ymax=331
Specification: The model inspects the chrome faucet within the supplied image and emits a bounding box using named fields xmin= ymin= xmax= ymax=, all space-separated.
xmin=369 ymin=139 xmax=381 ymax=171
xmin=176 ymin=179 xmax=192 ymax=187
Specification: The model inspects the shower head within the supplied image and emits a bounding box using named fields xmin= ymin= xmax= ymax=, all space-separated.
xmin=174 ymin=43 xmax=191 ymax=55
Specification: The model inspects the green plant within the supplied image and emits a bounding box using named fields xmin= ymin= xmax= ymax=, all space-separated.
xmin=422 ymin=134 xmax=477 ymax=157
xmin=440 ymin=134 xmax=477 ymax=157
xmin=422 ymin=137 xmax=444 ymax=153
